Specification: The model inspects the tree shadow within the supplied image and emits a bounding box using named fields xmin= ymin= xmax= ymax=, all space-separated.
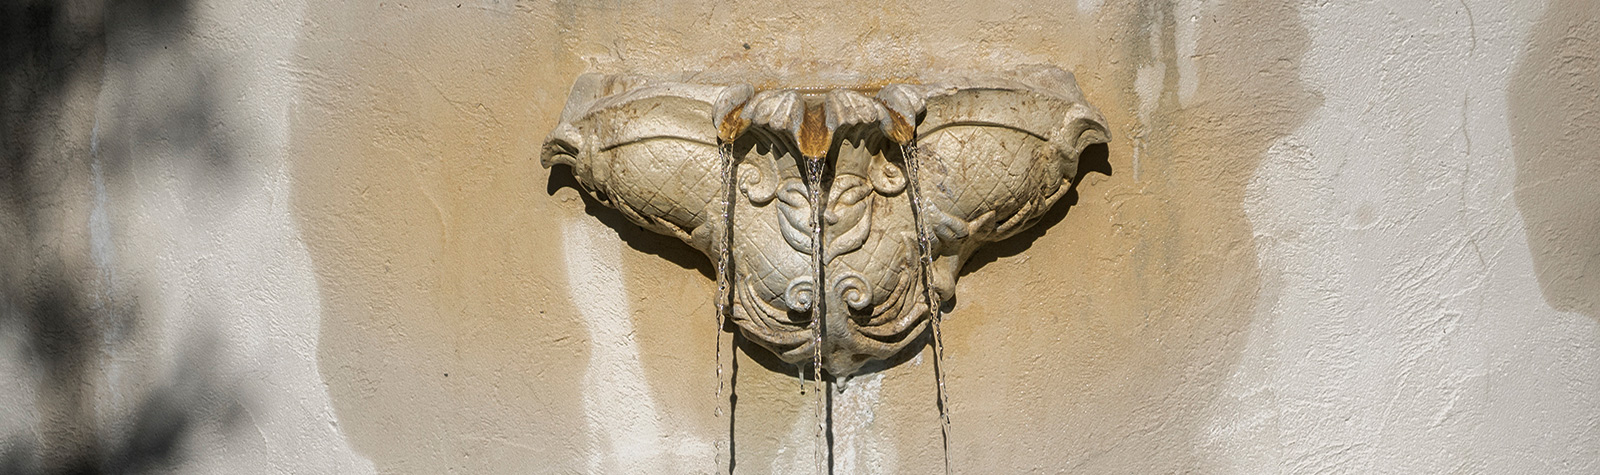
xmin=0 ymin=1 xmax=245 ymax=473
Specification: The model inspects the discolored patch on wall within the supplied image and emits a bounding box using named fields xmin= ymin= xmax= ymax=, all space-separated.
xmin=937 ymin=1 xmax=1319 ymax=472
xmin=1510 ymin=0 xmax=1600 ymax=321
xmin=288 ymin=4 xmax=603 ymax=473
xmin=289 ymin=0 xmax=1317 ymax=472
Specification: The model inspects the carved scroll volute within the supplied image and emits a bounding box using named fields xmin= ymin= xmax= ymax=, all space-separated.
xmin=816 ymin=89 xmax=927 ymax=376
xmin=723 ymin=87 xmax=934 ymax=376
xmin=726 ymin=89 xmax=817 ymax=361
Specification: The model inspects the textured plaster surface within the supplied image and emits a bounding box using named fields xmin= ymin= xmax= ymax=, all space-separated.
xmin=2 ymin=0 xmax=1597 ymax=474
xmin=1232 ymin=1 xmax=1598 ymax=472
xmin=1 ymin=0 xmax=370 ymax=473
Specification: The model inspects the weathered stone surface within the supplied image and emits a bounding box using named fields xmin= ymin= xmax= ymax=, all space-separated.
xmin=542 ymin=66 xmax=1109 ymax=376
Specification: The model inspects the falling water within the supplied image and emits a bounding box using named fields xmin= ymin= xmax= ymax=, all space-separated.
xmin=715 ymin=143 xmax=737 ymax=471
xmin=803 ymin=152 xmax=829 ymax=474
xmin=902 ymin=144 xmax=953 ymax=475
xmin=793 ymin=149 xmax=832 ymax=470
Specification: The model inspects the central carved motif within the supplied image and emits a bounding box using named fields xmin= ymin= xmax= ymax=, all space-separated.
xmin=542 ymin=65 xmax=1108 ymax=377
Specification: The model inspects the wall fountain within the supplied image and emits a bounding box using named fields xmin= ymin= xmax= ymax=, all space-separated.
xmin=542 ymin=64 xmax=1108 ymax=471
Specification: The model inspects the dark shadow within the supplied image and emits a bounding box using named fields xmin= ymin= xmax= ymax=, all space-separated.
xmin=727 ymin=318 xmax=944 ymax=382
xmin=0 ymin=1 xmax=246 ymax=473
xmin=2 ymin=0 xmax=103 ymax=235
xmin=545 ymin=163 xmax=716 ymax=280
xmin=727 ymin=322 xmax=806 ymax=378
xmin=825 ymin=380 xmax=835 ymax=475
xmin=0 ymin=288 xmax=243 ymax=475
xmin=961 ymin=143 xmax=1112 ymax=276
xmin=851 ymin=322 xmax=942 ymax=377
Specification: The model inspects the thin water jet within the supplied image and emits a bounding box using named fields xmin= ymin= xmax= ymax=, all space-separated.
xmin=803 ymin=147 xmax=831 ymax=475
xmin=714 ymin=142 xmax=737 ymax=470
xmin=903 ymin=143 xmax=953 ymax=475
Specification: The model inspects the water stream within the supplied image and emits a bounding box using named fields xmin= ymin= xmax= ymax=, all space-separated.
xmin=714 ymin=143 xmax=736 ymax=470
xmin=902 ymin=144 xmax=953 ymax=475
xmin=803 ymin=152 xmax=830 ymax=474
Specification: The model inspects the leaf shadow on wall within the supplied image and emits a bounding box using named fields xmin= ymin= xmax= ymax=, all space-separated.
xmin=0 ymin=1 xmax=247 ymax=473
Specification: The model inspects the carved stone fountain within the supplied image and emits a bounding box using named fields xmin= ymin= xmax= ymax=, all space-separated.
xmin=542 ymin=65 xmax=1108 ymax=378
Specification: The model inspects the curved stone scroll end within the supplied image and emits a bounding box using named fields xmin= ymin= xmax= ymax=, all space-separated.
xmin=1054 ymin=104 xmax=1112 ymax=180
xmin=540 ymin=73 xmax=614 ymax=171
xmin=1002 ymin=65 xmax=1112 ymax=172
xmin=540 ymin=123 xmax=584 ymax=169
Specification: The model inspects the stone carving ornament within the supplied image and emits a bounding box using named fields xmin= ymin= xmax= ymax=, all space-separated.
xmin=542 ymin=65 xmax=1108 ymax=378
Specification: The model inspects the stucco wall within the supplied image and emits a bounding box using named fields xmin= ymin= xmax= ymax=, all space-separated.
xmin=1 ymin=0 xmax=1595 ymax=473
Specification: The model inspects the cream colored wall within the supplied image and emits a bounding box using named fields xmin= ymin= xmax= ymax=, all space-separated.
xmin=0 ymin=0 xmax=1595 ymax=474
